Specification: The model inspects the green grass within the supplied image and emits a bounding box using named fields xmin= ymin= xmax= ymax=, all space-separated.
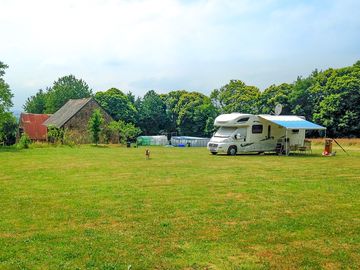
xmin=0 ymin=145 xmax=360 ymax=269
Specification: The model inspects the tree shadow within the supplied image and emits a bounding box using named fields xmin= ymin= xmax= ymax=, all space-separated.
xmin=0 ymin=146 xmax=21 ymax=153
xmin=90 ymin=144 xmax=109 ymax=148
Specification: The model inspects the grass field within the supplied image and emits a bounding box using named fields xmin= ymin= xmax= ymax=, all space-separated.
xmin=1 ymin=144 xmax=360 ymax=269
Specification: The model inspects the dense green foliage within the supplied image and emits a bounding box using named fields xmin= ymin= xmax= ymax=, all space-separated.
xmin=94 ymin=88 xmax=137 ymax=123
xmin=102 ymin=120 xmax=141 ymax=144
xmin=0 ymin=62 xmax=13 ymax=113
xmin=175 ymin=92 xmax=217 ymax=136
xmin=0 ymin=112 xmax=17 ymax=145
xmin=21 ymin=61 xmax=360 ymax=138
xmin=47 ymin=125 xmax=64 ymax=144
xmin=16 ymin=133 xmax=31 ymax=149
xmin=23 ymin=75 xmax=92 ymax=114
xmin=258 ymin=83 xmax=293 ymax=115
xmin=23 ymin=88 xmax=47 ymax=114
xmin=117 ymin=120 xmax=141 ymax=143
xmin=88 ymin=109 xmax=104 ymax=145
xmin=136 ymin=90 xmax=168 ymax=135
xmin=0 ymin=61 xmax=17 ymax=145
xmin=160 ymin=90 xmax=218 ymax=137
xmin=312 ymin=64 xmax=360 ymax=137
xmin=0 ymin=145 xmax=359 ymax=268
xmin=211 ymin=79 xmax=260 ymax=114
xmin=46 ymin=75 xmax=92 ymax=114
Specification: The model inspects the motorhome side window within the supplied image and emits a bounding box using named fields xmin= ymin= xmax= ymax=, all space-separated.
xmin=237 ymin=117 xmax=249 ymax=123
xmin=252 ymin=125 xmax=263 ymax=134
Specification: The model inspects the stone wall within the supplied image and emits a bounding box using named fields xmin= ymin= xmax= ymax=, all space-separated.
xmin=63 ymin=99 xmax=114 ymax=143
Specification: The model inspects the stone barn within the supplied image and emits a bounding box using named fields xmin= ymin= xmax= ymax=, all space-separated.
xmin=43 ymin=97 xmax=113 ymax=143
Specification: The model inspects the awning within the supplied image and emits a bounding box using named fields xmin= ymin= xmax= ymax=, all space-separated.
xmin=259 ymin=115 xmax=326 ymax=130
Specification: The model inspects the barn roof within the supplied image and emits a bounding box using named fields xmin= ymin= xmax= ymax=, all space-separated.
xmin=43 ymin=98 xmax=92 ymax=128
xmin=19 ymin=113 xmax=51 ymax=140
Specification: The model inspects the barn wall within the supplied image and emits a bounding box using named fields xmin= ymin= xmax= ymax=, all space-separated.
xmin=18 ymin=113 xmax=51 ymax=141
xmin=63 ymin=99 xmax=114 ymax=143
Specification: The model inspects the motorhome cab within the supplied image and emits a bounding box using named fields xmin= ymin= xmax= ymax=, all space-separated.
xmin=207 ymin=113 xmax=326 ymax=155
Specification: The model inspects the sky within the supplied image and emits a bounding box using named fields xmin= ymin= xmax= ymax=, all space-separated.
xmin=1 ymin=0 xmax=360 ymax=110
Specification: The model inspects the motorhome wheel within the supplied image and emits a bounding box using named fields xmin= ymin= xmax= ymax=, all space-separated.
xmin=227 ymin=146 xmax=237 ymax=156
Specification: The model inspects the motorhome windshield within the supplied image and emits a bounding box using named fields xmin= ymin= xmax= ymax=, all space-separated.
xmin=214 ymin=127 xmax=237 ymax=138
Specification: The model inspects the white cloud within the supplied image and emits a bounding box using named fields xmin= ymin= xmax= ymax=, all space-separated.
xmin=0 ymin=0 xmax=359 ymax=109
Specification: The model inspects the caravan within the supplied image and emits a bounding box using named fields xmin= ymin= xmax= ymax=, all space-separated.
xmin=207 ymin=113 xmax=326 ymax=155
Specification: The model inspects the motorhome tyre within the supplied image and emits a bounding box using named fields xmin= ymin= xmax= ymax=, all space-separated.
xmin=227 ymin=146 xmax=237 ymax=156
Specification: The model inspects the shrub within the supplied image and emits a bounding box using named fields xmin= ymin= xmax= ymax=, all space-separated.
xmin=0 ymin=112 xmax=17 ymax=146
xmin=62 ymin=129 xmax=83 ymax=147
xmin=17 ymin=133 xmax=31 ymax=149
xmin=88 ymin=109 xmax=104 ymax=145
xmin=102 ymin=121 xmax=120 ymax=144
xmin=47 ymin=125 xmax=64 ymax=144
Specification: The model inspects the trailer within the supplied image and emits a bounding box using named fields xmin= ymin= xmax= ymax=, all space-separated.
xmin=207 ymin=113 xmax=326 ymax=155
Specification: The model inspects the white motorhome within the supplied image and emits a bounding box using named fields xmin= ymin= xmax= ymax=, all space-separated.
xmin=207 ymin=113 xmax=326 ymax=155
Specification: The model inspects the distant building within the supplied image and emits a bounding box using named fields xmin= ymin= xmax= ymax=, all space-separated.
xmin=18 ymin=113 xmax=51 ymax=141
xmin=43 ymin=97 xmax=114 ymax=143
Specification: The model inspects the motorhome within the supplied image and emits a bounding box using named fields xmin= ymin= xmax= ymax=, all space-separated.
xmin=207 ymin=113 xmax=326 ymax=155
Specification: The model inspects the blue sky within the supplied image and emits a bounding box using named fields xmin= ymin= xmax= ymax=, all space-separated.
xmin=1 ymin=0 xmax=360 ymax=110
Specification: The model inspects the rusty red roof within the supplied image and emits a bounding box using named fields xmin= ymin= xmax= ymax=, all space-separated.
xmin=19 ymin=113 xmax=51 ymax=140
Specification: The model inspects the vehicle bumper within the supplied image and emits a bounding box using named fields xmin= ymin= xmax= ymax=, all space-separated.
xmin=207 ymin=143 xmax=228 ymax=154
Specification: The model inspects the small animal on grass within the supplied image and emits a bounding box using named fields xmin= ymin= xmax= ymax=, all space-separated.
xmin=145 ymin=149 xmax=150 ymax=159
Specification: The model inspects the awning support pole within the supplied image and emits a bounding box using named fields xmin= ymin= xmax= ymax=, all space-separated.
xmin=285 ymin=129 xmax=288 ymax=156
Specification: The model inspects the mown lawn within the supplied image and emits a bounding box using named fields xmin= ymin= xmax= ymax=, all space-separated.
xmin=0 ymin=144 xmax=360 ymax=269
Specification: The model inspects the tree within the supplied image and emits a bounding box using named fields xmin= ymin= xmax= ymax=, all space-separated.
xmin=88 ymin=109 xmax=104 ymax=145
xmin=23 ymin=88 xmax=47 ymax=113
xmin=176 ymin=92 xmax=218 ymax=137
xmin=288 ymin=71 xmax=319 ymax=121
xmin=118 ymin=120 xmax=141 ymax=143
xmin=103 ymin=120 xmax=141 ymax=144
xmin=0 ymin=61 xmax=17 ymax=145
xmin=210 ymin=80 xmax=260 ymax=114
xmin=313 ymin=63 xmax=360 ymax=137
xmin=46 ymin=75 xmax=92 ymax=113
xmin=126 ymin=91 xmax=136 ymax=104
xmin=258 ymin=83 xmax=293 ymax=114
xmin=0 ymin=112 xmax=17 ymax=145
xmin=0 ymin=62 xmax=13 ymax=113
xmin=94 ymin=88 xmax=137 ymax=123
xmin=136 ymin=90 xmax=168 ymax=135
xmin=161 ymin=90 xmax=188 ymax=134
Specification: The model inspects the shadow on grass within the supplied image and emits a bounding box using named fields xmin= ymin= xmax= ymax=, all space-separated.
xmin=213 ymin=152 xmax=324 ymax=158
xmin=0 ymin=146 xmax=21 ymax=153
xmin=90 ymin=144 xmax=110 ymax=148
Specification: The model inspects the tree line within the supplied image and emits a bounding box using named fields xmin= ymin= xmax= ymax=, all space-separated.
xmin=1 ymin=60 xmax=360 ymax=145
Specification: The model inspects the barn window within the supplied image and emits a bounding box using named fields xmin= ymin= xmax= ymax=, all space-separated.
xmin=292 ymin=129 xmax=299 ymax=134
xmin=252 ymin=125 xmax=263 ymax=134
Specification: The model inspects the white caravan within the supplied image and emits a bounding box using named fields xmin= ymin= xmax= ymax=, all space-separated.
xmin=207 ymin=113 xmax=326 ymax=155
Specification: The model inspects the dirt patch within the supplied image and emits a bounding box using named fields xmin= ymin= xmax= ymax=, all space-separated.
xmin=225 ymin=192 xmax=249 ymax=200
